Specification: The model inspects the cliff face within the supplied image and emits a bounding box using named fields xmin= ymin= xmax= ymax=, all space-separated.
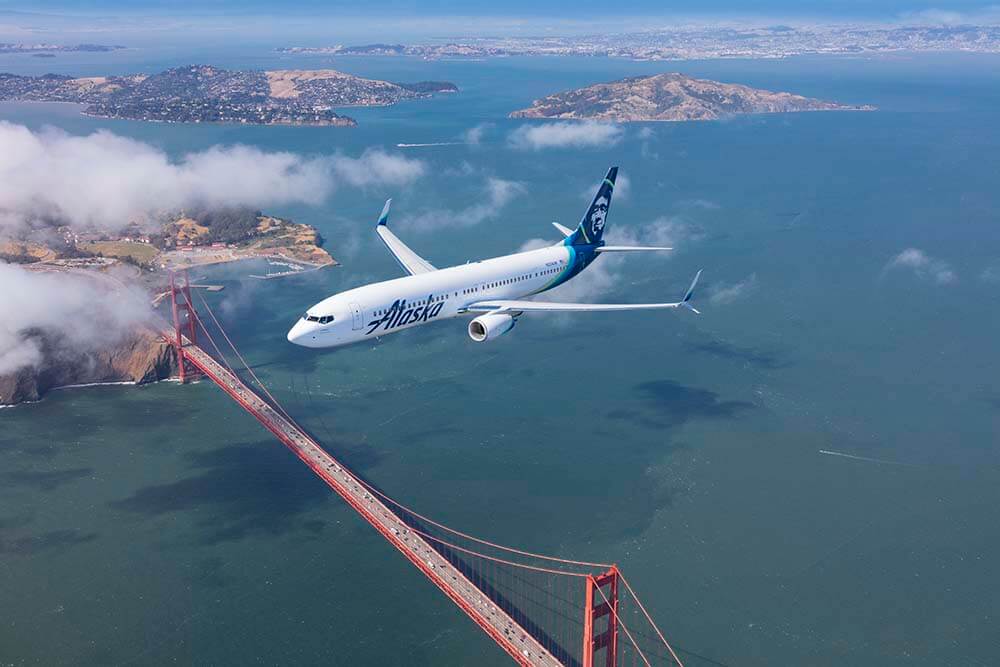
xmin=0 ymin=326 xmax=178 ymax=405
xmin=510 ymin=72 xmax=871 ymax=122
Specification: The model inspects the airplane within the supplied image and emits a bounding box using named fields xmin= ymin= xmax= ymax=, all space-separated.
xmin=287 ymin=167 xmax=701 ymax=349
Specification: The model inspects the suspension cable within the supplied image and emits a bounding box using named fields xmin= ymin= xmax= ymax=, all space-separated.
xmin=355 ymin=475 xmax=613 ymax=571
xmin=190 ymin=306 xmax=238 ymax=379
xmin=592 ymin=576 xmax=653 ymax=667
xmin=390 ymin=514 xmax=592 ymax=577
xmin=618 ymin=572 xmax=685 ymax=667
xmin=195 ymin=291 xmax=297 ymax=426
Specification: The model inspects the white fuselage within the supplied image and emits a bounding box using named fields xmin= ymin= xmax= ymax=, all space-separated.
xmin=287 ymin=244 xmax=575 ymax=348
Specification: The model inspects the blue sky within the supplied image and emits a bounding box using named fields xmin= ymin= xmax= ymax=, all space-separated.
xmin=1 ymin=1 xmax=998 ymax=46
xmin=4 ymin=0 xmax=1000 ymax=20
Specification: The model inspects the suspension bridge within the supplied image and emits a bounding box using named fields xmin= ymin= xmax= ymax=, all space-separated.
xmin=166 ymin=271 xmax=686 ymax=667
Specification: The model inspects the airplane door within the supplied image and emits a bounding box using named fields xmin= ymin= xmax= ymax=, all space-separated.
xmin=349 ymin=302 xmax=363 ymax=330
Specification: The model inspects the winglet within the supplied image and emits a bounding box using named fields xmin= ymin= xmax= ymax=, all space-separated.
xmin=681 ymin=270 xmax=702 ymax=314
xmin=377 ymin=199 xmax=392 ymax=227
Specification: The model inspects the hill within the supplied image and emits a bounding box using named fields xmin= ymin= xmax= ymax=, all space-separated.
xmin=0 ymin=65 xmax=458 ymax=126
xmin=510 ymin=72 xmax=872 ymax=122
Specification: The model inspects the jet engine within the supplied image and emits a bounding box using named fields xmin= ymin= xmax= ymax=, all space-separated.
xmin=468 ymin=312 xmax=516 ymax=342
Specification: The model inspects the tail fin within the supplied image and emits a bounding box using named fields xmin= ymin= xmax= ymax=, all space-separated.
xmin=568 ymin=166 xmax=617 ymax=246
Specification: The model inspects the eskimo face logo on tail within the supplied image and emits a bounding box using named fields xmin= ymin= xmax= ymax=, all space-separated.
xmin=589 ymin=196 xmax=609 ymax=236
xmin=366 ymin=295 xmax=444 ymax=335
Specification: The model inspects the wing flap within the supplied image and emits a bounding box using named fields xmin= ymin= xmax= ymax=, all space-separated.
xmin=375 ymin=199 xmax=436 ymax=276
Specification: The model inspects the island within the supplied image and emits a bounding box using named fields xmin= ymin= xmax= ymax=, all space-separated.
xmin=0 ymin=42 xmax=125 ymax=54
xmin=509 ymin=72 xmax=872 ymax=122
xmin=0 ymin=65 xmax=458 ymax=126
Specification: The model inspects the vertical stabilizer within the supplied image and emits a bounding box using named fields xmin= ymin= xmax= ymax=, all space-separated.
xmin=568 ymin=166 xmax=617 ymax=246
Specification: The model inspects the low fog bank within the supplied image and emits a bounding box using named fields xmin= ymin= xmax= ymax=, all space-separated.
xmin=0 ymin=122 xmax=425 ymax=237
xmin=0 ymin=263 xmax=155 ymax=376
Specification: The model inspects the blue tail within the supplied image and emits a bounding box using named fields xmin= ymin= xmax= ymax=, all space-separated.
xmin=567 ymin=166 xmax=617 ymax=246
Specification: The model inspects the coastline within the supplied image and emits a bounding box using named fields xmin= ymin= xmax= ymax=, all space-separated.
xmin=0 ymin=376 xmax=185 ymax=409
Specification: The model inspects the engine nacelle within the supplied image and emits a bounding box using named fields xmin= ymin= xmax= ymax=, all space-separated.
xmin=468 ymin=312 xmax=516 ymax=342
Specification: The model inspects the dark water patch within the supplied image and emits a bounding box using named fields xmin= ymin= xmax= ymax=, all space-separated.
xmin=5 ymin=467 xmax=93 ymax=491
xmin=302 ymin=519 xmax=326 ymax=534
xmin=632 ymin=380 xmax=755 ymax=427
xmin=288 ymin=417 xmax=385 ymax=473
xmin=0 ymin=528 xmax=98 ymax=555
xmin=190 ymin=556 xmax=232 ymax=588
xmin=686 ymin=338 xmax=790 ymax=370
xmin=106 ymin=396 xmax=190 ymax=431
xmin=8 ymin=408 xmax=105 ymax=446
xmin=0 ymin=514 xmax=32 ymax=532
xmin=23 ymin=445 xmax=60 ymax=458
xmin=0 ymin=438 xmax=61 ymax=460
xmin=605 ymin=407 xmax=673 ymax=431
xmin=326 ymin=440 xmax=385 ymax=472
xmin=108 ymin=441 xmax=331 ymax=545
xmin=585 ymin=473 xmax=678 ymax=541
xmin=264 ymin=347 xmax=322 ymax=375
xmin=401 ymin=426 xmax=463 ymax=445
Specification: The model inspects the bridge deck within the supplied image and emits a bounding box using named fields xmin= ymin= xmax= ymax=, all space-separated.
xmin=177 ymin=338 xmax=561 ymax=667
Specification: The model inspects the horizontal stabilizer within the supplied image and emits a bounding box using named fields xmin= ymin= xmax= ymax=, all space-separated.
xmin=552 ymin=222 xmax=573 ymax=237
xmin=595 ymin=245 xmax=673 ymax=253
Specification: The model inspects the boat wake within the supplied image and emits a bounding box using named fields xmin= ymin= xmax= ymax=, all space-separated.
xmin=818 ymin=449 xmax=918 ymax=467
xmin=396 ymin=142 xmax=466 ymax=148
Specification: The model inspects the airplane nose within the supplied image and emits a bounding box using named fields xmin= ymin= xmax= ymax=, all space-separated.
xmin=287 ymin=319 xmax=311 ymax=346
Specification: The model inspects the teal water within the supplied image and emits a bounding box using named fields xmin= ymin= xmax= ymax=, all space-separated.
xmin=2 ymin=53 xmax=999 ymax=666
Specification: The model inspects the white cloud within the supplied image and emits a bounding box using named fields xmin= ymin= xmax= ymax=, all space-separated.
xmin=582 ymin=173 xmax=630 ymax=202
xmin=516 ymin=236 xmax=621 ymax=307
xmin=329 ymin=148 xmax=426 ymax=188
xmin=516 ymin=216 xmax=692 ymax=308
xmin=463 ymin=123 xmax=493 ymax=145
xmin=885 ymin=248 xmax=956 ymax=284
xmin=709 ymin=273 xmax=758 ymax=305
xmin=0 ymin=122 xmax=425 ymax=234
xmin=400 ymin=177 xmax=525 ymax=232
xmin=606 ymin=215 xmax=697 ymax=248
xmin=0 ymin=263 xmax=153 ymax=375
xmin=676 ymin=198 xmax=721 ymax=210
xmin=898 ymin=8 xmax=1000 ymax=25
xmin=981 ymin=262 xmax=1000 ymax=284
xmin=508 ymin=121 xmax=624 ymax=150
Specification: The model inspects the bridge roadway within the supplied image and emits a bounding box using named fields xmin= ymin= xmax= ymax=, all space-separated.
xmin=176 ymin=337 xmax=562 ymax=667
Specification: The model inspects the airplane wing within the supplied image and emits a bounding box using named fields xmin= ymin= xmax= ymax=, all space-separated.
xmin=375 ymin=199 xmax=436 ymax=275
xmin=465 ymin=270 xmax=702 ymax=315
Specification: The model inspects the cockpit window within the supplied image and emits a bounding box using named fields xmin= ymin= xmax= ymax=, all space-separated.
xmin=303 ymin=314 xmax=334 ymax=324
xmin=319 ymin=315 xmax=334 ymax=324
